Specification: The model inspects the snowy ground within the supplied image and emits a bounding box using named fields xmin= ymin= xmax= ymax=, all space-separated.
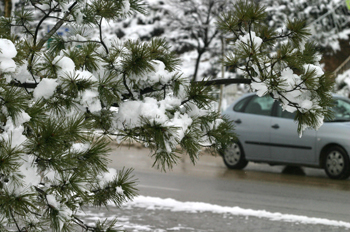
xmin=79 ymin=195 xmax=350 ymax=232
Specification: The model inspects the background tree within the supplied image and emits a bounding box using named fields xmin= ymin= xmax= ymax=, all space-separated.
xmin=261 ymin=0 xmax=350 ymax=53
xmin=0 ymin=0 xmax=235 ymax=231
xmin=164 ymin=0 xmax=233 ymax=82
xmin=102 ymin=0 xmax=236 ymax=82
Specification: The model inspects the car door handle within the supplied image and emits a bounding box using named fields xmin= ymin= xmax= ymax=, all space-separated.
xmin=271 ymin=124 xmax=279 ymax=129
xmin=234 ymin=119 xmax=242 ymax=124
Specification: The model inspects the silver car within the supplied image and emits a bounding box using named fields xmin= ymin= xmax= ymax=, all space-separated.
xmin=221 ymin=93 xmax=350 ymax=180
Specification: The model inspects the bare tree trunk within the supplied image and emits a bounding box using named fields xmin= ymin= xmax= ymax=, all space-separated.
xmin=192 ymin=49 xmax=204 ymax=82
xmin=218 ymin=37 xmax=225 ymax=113
xmin=4 ymin=0 xmax=12 ymax=17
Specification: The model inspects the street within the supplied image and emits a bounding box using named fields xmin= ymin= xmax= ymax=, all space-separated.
xmin=107 ymin=143 xmax=350 ymax=223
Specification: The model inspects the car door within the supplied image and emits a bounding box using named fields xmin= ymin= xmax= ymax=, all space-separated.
xmin=232 ymin=95 xmax=274 ymax=161
xmin=269 ymin=102 xmax=317 ymax=164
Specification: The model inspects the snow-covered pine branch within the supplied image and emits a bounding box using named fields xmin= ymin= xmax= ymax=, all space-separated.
xmin=0 ymin=0 xmax=235 ymax=231
xmin=217 ymin=0 xmax=334 ymax=136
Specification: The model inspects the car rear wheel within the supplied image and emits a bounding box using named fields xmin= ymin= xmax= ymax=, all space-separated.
xmin=222 ymin=141 xmax=248 ymax=169
xmin=324 ymin=146 xmax=350 ymax=180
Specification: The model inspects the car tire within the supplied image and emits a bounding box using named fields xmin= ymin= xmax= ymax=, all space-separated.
xmin=324 ymin=146 xmax=350 ymax=180
xmin=222 ymin=141 xmax=248 ymax=169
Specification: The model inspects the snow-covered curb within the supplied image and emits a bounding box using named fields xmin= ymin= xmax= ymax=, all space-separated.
xmin=121 ymin=196 xmax=350 ymax=229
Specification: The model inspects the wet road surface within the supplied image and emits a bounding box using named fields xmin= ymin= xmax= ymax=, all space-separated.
xmin=105 ymin=142 xmax=350 ymax=230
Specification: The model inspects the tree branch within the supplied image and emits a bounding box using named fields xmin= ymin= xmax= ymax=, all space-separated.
xmin=11 ymin=78 xmax=251 ymax=90
xmin=36 ymin=1 xmax=78 ymax=50
xmin=9 ymin=208 xmax=21 ymax=232
xmin=98 ymin=18 xmax=109 ymax=54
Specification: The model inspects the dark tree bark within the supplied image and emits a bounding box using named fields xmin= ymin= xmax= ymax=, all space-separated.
xmin=3 ymin=0 xmax=12 ymax=17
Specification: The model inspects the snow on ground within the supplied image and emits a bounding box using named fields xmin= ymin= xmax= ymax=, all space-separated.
xmin=77 ymin=195 xmax=350 ymax=231
xmin=124 ymin=196 xmax=350 ymax=228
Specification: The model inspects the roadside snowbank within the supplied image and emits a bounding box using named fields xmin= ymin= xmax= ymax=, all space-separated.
xmin=121 ymin=195 xmax=350 ymax=229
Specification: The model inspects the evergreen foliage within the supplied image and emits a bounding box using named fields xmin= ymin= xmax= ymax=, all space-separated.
xmin=0 ymin=0 xmax=235 ymax=231
xmin=217 ymin=0 xmax=334 ymax=135
xmin=0 ymin=0 xmax=337 ymax=230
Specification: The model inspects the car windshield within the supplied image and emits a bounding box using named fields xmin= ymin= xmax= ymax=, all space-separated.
xmin=328 ymin=98 xmax=350 ymax=122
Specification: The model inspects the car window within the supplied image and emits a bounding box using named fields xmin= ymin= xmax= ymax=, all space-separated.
xmin=331 ymin=98 xmax=350 ymax=121
xmin=242 ymin=95 xmax=274 ymax=116
xmin=233 ymin=96 xmax=253 ymax=112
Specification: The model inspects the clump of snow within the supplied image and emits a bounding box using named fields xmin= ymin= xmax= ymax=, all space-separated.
xmin=0 ymin=117 xmax=27 ymax=147
xmin=58 ymin=205 xmax=73 ymax=227
xmin=116 ymin=186 xmax=124 ymax=195
xmin=69 ymin=34 xmax=87 ymax=42
xmin=116 ymin=95 xmax=200 ymax=152
xmin=160 ymin=96 xmax=182 ymax=110
xmin=47 ymin=194 xmax=73 ymax=229
xmin=121 ymin=0 xmax=130 ymax=15
xmin=300 ymin=99 xmax=313 ymax=110
xmin=101 ymin=168 xmax=117 ymax=183
xmin=45 ymin=169 xmax=57 ymax=182
xmin=129 ymin=60 xmax=175 ymax=88
xmin=80 ymin=89 xmax=102 ymax=112
xmin=166 ymin=112 xmax=192 ymax=141
xmin=238 ymin=31 xmax=263 ymax=48
xmin=0 ymin=39 xmax=17 ymax=73
xmin=33 ymin=78 xmax=59 ymax=100
xmin=15 ymin=110 xmax=31 ymax=126
xmin=76 ymin=70 xmax=97 ymax=81
xmin=251 ymin=81 xmax=268 ymax=97
xmin=53 ymin=55 xmax=76 ymax=78
xmin=14 ymin=62 xmax=32 ymax=83
xmin=0 ymin=39 xmax=17 ymax=58
xmin=47 ymin=194 xmax=60 ymax=209
xmin=273 ymin=67 xmax=322 ymax=115
xmin=185 ymin=102 xmax=208 ymax=117
xmin=18 ymin=155 xmax=41 ymax=191
xmin=74 ymin=9 xmax=85 ymax=24
xmin=71 ymin=143 xmax=90 ymax=153
xmin=117 ymin=97 xmax=168 ymax=128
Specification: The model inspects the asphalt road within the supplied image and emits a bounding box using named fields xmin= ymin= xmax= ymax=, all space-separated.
xmin=107 ymin=142 xmax=350 ymax=224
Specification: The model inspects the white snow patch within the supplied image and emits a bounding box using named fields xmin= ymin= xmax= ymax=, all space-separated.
xmin=80 ymin=89 xmax=102 ymax=112
xmin=120 ymin=196 xmax=350 ymax=229
xmin=0 ymin=117 xmax=27 ymax=147
xmin=15 ymin=62 xmax=32 ymax=83
xmin=239 ymin=31 xmax=263 ymax=48
xmin=53 ymin=56 xmax=76 ymax=78
xmin=116 ymin=186 xmax=124 ymax=195
xmin=0 ymin=39 xmax=17 ymax=73
xmin=251 ymin=81 xmax=268 ymax=97
xmin=33 ymin=78 xmax=58 ymax=100
xmin=47 ymin=194 xmax=60 ymax=209
xmin=121 ymin=0 xmax=130 ymax=15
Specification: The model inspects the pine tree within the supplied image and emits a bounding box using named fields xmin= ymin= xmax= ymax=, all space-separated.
xmin=0 ymin=0 xmax=235 ymax=231
xmin=217 ymin=0 xmax=334 ymax=135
